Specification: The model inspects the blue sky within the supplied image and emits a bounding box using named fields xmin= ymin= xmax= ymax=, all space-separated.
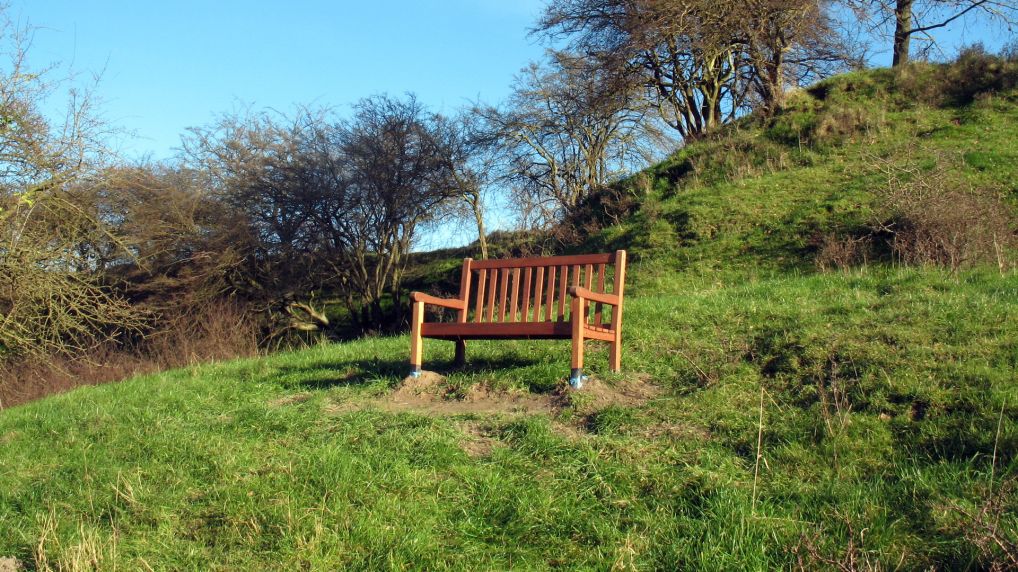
xmin=11 ymin=0 xmax=547 ymax=160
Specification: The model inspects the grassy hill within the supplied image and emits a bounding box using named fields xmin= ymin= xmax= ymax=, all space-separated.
xmin=2 ymin=61 xmax=1017 ymax=570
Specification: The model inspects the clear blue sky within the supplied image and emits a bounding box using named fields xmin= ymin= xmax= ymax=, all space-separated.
xmin=10 ymin=0 xmax=547 ymax=161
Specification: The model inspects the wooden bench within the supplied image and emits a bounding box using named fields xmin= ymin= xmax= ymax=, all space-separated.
xmin=409 ymin=250 xmax=627 ymax=388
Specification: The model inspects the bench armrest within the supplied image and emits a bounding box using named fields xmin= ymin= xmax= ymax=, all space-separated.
xmin=411 ymin=292 xmax=467 ymax=310
xmin=568 ymin=286 xmax=620 ymax=306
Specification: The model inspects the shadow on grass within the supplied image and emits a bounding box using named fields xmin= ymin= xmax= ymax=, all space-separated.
xmin=272 ymin=354 xmax=545 ymax=391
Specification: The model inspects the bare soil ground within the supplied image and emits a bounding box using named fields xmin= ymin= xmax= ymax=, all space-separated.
xmin=319 ymin=371 xmax=663 ymax=457
xmin=268 ymin=392 xmax=313 ymax=407
xmin=325 ymin=371 xmax=661 ymax=417
xmin=455 ymin=420 xmax=500 ymax=457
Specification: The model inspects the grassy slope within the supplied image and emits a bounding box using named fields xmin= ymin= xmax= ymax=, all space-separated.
xmin=2 ymin=66 xmax=1017 ymax=570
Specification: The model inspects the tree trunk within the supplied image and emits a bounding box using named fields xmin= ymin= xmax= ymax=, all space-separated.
xmin=390 ymin=286 xmax=404 ymax=330
xmin=766 ymin=55 xmax=784 ymax=116
xmin=470 ymin=195 xmax=488 ymax=260
xmin=371 ymin=299 xmax=384 ymax=330
xmin=892 ymin=0 xmax=914 ymax=67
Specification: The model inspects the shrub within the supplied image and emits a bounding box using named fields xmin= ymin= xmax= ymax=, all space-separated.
xmin=897 ymin=46 xmax=1018 ymax=108
xmin=767 ymin=93 xmax=882 ymax=150
xmin=952 ymin=478 xmax=1018 ymax=571
xmin=812 ymin=104 xmax=878 ymax=145
xmin=814 ymin=233 xmax=873 ymax=271
xmin=815 ymin=152 xmax=1017 ymax=272
xmin=875 ymin=155 xmax=1016 ymax=272
xmin=484 ymin=229 xmax=559 ymax=258
xmin=562 ymin=183 xmax=640 ymax=234
xmin=766 ymin=108 xmax=820 ymax=147
xmin=0 ymin=300 xmax=259 ymax=409
xmin=1003 ymin=39 xmax=1018 ymax=63
xmin=946 ymin=45 xmax=1018 ymax=105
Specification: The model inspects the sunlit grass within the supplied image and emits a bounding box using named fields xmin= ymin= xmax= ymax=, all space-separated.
xmin=2 ymin=67 xmax=1017 ymax=569
xmin=1 ymin=267 xmax=1014 ymax=569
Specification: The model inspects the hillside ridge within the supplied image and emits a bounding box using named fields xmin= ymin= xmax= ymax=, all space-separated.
xmin=2 ymin=61 xmax=1017 ymax=569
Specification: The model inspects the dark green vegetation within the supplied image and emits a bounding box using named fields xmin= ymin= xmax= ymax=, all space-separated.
xmin=1 ymin=63 xmax=1017 ymax=570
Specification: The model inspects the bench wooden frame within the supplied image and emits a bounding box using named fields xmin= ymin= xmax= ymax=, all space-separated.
xmin=409 ymin=250 xmax=627 ymax=388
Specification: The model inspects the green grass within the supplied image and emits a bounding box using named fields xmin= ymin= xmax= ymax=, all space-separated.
xmin=592 ymin=63 xmax=1018 ymax=289
xmin=2 ymin=63 xmax=1018 ymax=569
xmin=2 ymin=269 xmax=1015 ymax=569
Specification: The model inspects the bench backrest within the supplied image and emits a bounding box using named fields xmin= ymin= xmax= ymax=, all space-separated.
xmin=454 ymin=250 xmax=627 ymax=327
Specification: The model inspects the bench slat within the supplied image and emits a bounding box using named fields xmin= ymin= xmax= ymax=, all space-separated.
xmin=473 ymin=268 xmax=486 ymax=323
xmin=509 ymin=268 xmax=521 ymax=322
xmin=557 ymin=265 xmax=567 ymax=322
xmin=521 ymin=267 xmax=532 ymax=322
xmin=485 ymin=268 xmax=498 ymax=322
xmin=572 ymin=265 xmax=581 ymax=318
xmin=423 ymin=320 xmax=569 ymax=339
xmin=595 ymin=263 xmax=606 ymax=326
xmin=583 ymin=264 xmax=593 ymax=321
xmin=458 ymin=259 xmax=473 ymax=324
xmin=544 ymin=266 xmax=556 ymax=322
xmin=421 ymin=321 xmax=616 ymax=341
xmin=498 ymin=267 xmax=509 ymax=322
xmin=533 ymin=266 xmax=544 ymax=323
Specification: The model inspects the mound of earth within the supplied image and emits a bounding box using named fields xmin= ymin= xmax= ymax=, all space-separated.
xmin=562 ymin=374 xmax=661 ymax=414
xmin=324 ymin=370 xmax=661 ymax=417
xmin=317 ymin=371 xmax=664 ymax=457
xmin=385 ymin=371 xmax=559 ymax=416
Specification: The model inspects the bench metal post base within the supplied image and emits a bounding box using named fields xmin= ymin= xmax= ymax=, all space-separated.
xmin=569 ymin=368 xmax=587 ymax=389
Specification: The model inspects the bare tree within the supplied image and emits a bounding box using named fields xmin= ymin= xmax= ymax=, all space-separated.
xmin=848 ymin=0 xmax=1017 ymax=66
xmin=0 ymin=15 xmax=142 ymax=361
xmin=481 ymin=52 xmax=665 ymax=226
xmin=181 ymin=109 xmax=329 ymax=313
xmin=332 ymin=94 xmax=457 ymax=326
xmin=536 ymin=0 xmax=744 ymax=138
xmin=182 ymin=95 xmax=457 ymax=332
xmin=87 ymin=164 xmax=251 ymax=312
xmin=741 ymin=0 xmax=851 ymax=113
xmin=431 ymin=110 xmax=498 ymax=259
xmin=535 ymin=0 xmax=854 ymax=130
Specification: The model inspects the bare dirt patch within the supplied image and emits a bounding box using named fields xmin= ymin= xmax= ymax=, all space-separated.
xmin=642 ymin=422 xmax=711 ymax=441
xmin=456 ymin=420 xmax=499 ymax=457
xmin=269 ymin=392 xmax=313 ymax=407
xmin=562 ymin=374 xmax=663 ymax=415
xmin=374 ymin=371 xmax=561 ymax=416
xmin=0 ymin=557 xmax=22 ymax=572
xmin=550 ymin=421 xmax=593 ymax=442
xmin=326 ymin=370 xmax=661 ymax=418
xmin=323 ymin=371 xmax=664 ymax=453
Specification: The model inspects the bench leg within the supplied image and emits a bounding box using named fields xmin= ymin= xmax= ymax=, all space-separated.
xmin=609 ymin=336 xmax=621 ymax=373
xmin=570 ymin=297 xmax=586 ymax=388
xmin=409 ymin=301 xmax=424 ymax=377
xmin=454 ymin=339 xmax=466 ymax=367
